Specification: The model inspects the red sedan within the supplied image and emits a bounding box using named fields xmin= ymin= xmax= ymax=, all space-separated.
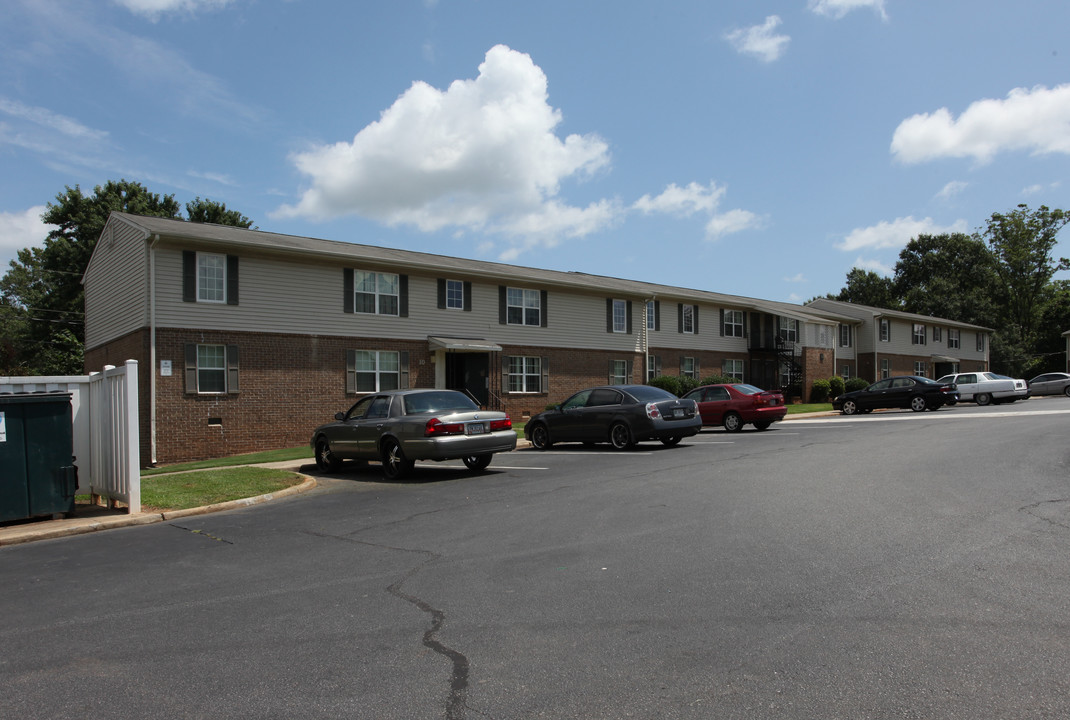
xmin=681 ymin=383 xmax=787 ymax=432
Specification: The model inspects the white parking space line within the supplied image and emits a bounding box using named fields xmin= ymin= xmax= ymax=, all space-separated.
xmin=788 ymin=407 xmax=1070 ymax=424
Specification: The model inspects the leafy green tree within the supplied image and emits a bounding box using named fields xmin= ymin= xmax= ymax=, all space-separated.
xmin=0 ymin=180 xmax=253 ymax=375
xmin=835 ymin=267 xmax=900 ymax=309
xmin=893 ymin=233 xmax=999 ymax=327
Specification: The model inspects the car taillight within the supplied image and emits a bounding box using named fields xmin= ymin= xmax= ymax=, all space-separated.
xmin=646 ymin=403 xmax=661 ymax=420
xmin=425 ymin=418 xmax=465 ymax=436
xmin=489 ymin=416 xmax=513 ymax=431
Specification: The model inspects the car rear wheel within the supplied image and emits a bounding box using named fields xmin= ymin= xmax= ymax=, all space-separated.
xmin=1065 ymin=386 xmax=1070 ymax=398
xmin=462 ymin=454 xmax=492 ymax=472
xmin=723 ymin=412 xmax=743 ymax=432
xmin=910 ymin=395 xmax=928 ymax=412
xmin=529 ymin=423 xmax=552 ymax=450
xmin=381 ymin=439 xmax=414 ymax=480
xmin=841 ymin=399 xmax=858 ymax=416
xmin=660 ymin=436 xmax=682 ymax=446
xmin=975 ymin=392 xmax=992 ymax=406
xmin=315 ymin=437 xmax=341 ymax=473
xmin=754 ymin=420 xmax=772 ymax=430
xmin=609 ymin=422 xmax=633 ymax=450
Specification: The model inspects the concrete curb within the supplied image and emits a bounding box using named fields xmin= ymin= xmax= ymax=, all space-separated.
xmin=0 ymin=476 xmax=317 ymax=547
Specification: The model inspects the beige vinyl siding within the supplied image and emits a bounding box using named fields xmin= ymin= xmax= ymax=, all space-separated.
xmin=804 ymin=322 xmax=836 ymax=349
xmin=83 ymin=221 xmax=150 ymax=350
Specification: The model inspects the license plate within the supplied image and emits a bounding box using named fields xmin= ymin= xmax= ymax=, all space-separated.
xmin=673 ymin=408 xmax=685 ymax=418
xmin=466 ymin=423 xmax=485 ymax=435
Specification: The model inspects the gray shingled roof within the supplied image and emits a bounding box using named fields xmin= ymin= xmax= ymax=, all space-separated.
xmin=807 ymin=297 xmax=992 ymax=331
xmin=112 ymin=212 xmax=857 ymax=325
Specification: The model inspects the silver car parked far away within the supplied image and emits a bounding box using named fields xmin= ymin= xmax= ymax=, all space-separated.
xmin=310 ymin=389 xmax=517 ymax=479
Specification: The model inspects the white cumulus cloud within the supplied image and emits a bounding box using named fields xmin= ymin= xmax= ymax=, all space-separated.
xmin=633 ymin=181 xmax=761 ymax=241
xmin=891 ymin=84 xmax=1070 ymax=165
xmin=705 ymin=209 xmax=761 ymax=240
xmin=936 ymin=180 xmax=968 ymax=200
xmin=276 ymin=45 xmax=615 ymax=257
xmin=112 ymin=0 xmax=234 ymax=19
xmin=837 ymin=216 xmax=968 ymax=252
xmin=852 ymin=257 xmax=894 ymax=276
xmin=725 ymin=16 xmax=790 ymax=63
xmin=0 ymin=206 xmax=55 ymax=270
xmin=808 ymin=0 xmax=887 ymax=20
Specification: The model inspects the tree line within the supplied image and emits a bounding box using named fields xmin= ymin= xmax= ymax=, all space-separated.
xmin=1 ymin=180 xmax=253 ymax=375
xmin=831 ymin=204 xmax=1069 ymax=378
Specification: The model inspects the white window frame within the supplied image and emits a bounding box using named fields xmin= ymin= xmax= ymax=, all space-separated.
xmin=354 ymin=271 xmax=400 ymax=316
xmin=839 ymin=324 xmax=852 ymax=347
xmin=610 ymin=359 xmax=629 ymax=385
xmin=352 ymin=350 xmax=400 ymax=392
xmin=842 ymin=365 xmax=851 ymax=380
xmin=724 ymin=310 xmax=744 ymax=338
xmin=914 ymin=361 xmax=927 ymax=377
xmin=197 ymin=252 xmax=227 ymax=304
xmin=932 ymin=326 xmax=942 ymax=342
xmin=881 ymin=358 xmax=890 ymax=379
xmin=880 ymin=318 xmax=890 ymax=342
xmin=507 ymin=288 xmax=541 ymax=326
xmin=948 ymin=328 xmax=960 ymax=349
xmin=682 ymin=305 xmax=695 ymax=334
xmin=682 ymin=356 xmax=697 ymax=379
xmin=445 ymin=279 xmax=464 ymax=310
xmin=508 ymin=355 xmax=542 ymax=393
xmin=912 ymin=324 xmax=926 ymax=345
xmin=976 ymin=333 xmax=985 ymax=352
xmin=647 ymin=301 xmax=656 ymax=331
xmin=723 ymin=358 xmax=744 ymax=381
xmin=612 ymin=299 xmax=627 ymax=333
xmin=197 ymin=344 xmax=227 ymax=393
xmin=778 ymin=317 xmax=798 ymax=343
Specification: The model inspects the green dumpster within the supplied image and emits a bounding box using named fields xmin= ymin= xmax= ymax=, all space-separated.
xmin=0 ymin=393 xmax=77 ymax=523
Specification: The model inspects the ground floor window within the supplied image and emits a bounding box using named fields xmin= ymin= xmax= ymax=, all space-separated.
xmin=681 ymin=356 xmax=698 ymax=379
xmin=646 ymin=354 xmax=662 ymax=381
xmin=509 ymin=356 xmax=542 ymax=393
xmin=723 ymin=358 xmax=744 ymax=381
xmin=185 ymin=343 xmax=238 ymax=394
xmin=842 ymin=365 xmax=851 ymax=380
xmin=881 ymin=358 xmax=890 ymax=379
xmin=352 ymin=350 xmax=400 ymax=392
xmin=914 ymin=361 xmax=927 ymax=377
xmin=609 ymin=359 xmax=630 ymax=385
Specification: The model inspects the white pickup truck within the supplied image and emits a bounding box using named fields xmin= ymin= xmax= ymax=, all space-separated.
xmin=935 ymin=372 xmax=1029 ymax=406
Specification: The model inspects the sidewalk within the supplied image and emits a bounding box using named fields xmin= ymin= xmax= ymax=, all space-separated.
xmin=0 ymin=411 xmax=836 ymax=547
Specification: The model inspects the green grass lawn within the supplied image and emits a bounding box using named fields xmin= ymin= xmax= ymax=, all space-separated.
xmin=786 ymin=403 xmax=834 ymax=414
xmin=139 ymin=467 xmax=304 ymax=511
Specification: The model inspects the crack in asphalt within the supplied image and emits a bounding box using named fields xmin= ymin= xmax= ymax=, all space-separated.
xmin=168 ymin=524 xmax=234 ymax=544
xmin=305 ymin=531 xmax=470 ymax=720
xmin=1020 ymin=498 xmax=1070 ymax=530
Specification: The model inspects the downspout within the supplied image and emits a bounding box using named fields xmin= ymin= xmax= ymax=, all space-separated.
xmin=149 ymin=234 xmax=159 ymax=466
xmin=644 ymin=294 xmax=656 ymax=383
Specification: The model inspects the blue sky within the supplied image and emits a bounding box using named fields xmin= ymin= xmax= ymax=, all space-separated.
xmin=2 ymin=0 xmax=1068 ymax=302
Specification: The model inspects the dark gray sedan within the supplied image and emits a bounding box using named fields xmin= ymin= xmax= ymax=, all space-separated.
xmin=524 ymin=384 xmax=701 ymax=450
xmin=310 ymin=389 xmax=517 ymax=479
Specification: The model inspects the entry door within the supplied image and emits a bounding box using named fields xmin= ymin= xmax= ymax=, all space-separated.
xmin=445 ymin=353 xmax=490 ymax=407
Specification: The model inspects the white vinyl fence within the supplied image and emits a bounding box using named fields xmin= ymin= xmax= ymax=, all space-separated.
xmin=0 ymin=360 xmax=140 ymax=513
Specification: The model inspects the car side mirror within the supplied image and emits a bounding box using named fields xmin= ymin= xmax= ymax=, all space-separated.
xmin=334 ymin=411 xmax=346 ymax=421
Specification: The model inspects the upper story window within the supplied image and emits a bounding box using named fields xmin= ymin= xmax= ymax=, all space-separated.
xmin=680 ymin=304 xmax=697 ymax=334
xmin=183 ymin=251 xmax=238 ymax=305
xmin=446 ymin=279 xmax=464 ymax=309
xmin=976 ymin=333 xmax=985 ymax=352
xmin=839 ymin=323 xmax=852 ymax=347
xmin=778 ymin=317 xmax=798 ymax=343
xmin=724 ymin=310 xmax=744 ymax=338
xmin=508 ymin=287 xmax=541 ymax=326
xmin=932 ymin=326 xmax=942 ymax=342
xmin=912 ymin=324 xmax=926 ymax=345
xmin=646 ymin=300 xmax=660 ymax=331
xmin=948 ymin=328 xmax=960 ymax=349
xmin=608 ymin=299 xmax=630 ymax=333
xmin=355 ymin=271 xmax=399 ymax=315
xmin=879 ymin=318 xmax=890 ymax=342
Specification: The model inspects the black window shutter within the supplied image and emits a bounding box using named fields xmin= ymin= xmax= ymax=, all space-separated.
xmin=226 ymin=345 xmax=240 ymax=394
xmin=437 ymin=279 xmax=446 ymax=309
xmin=400 ymin=351 xmax=410 ymax=388
xmin=541 ymin=356 xmax=549 ymax=394
xmin=743 ymin=312 xmax=748 ymax=338
xmin=677 ymin=303 xmax=683 ymax=333
xmin=606 ymin=299 xmax=614 ymax=333
xmin=226 ymin=255 xmax=239 ymax=305
xmin=498 ymin=286 xmax=507 ymax=324
xmin=399 ymin=275 xmax=409 ymax=317
xmin=184 ymin=344 xmax=198 ymax=394
xmin=720 ymin=308 xmax=725 ymax=337
xmin=463 ymin=281 xmax=472 ymax=311
xmin=540 ymin=290 xmax=548 ymax=327
xmin=654 ymin=300 xmax=660 ymax=331
xmin=343 ymin=269 xmax=354 ymax=313
xmin=345 ymin=350 xmax=356 ymax=394
xmin=693 ymin=306 xmax=699 ymax=334
xmin=501 ymin=355 xmax=511 ymax=394
xmin=182 ymin=251 xmax=196 ymax=302
xmin=607 ymin=358 xmax=615 ymax=382
xmin=626 ymin=301 xmax=632 ymax=334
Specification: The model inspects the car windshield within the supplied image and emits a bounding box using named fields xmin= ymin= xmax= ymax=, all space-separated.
xmin=625 ymin=385 xmax=676 ymax=401
xmin=731 ymin=384 xmax=764 ymax=395
xmin=403 ymin=391 xmax=478 ymax=414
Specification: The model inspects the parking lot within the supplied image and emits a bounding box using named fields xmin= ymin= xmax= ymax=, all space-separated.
xmin=3 ymin=397 xmax=1070 ymax=719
